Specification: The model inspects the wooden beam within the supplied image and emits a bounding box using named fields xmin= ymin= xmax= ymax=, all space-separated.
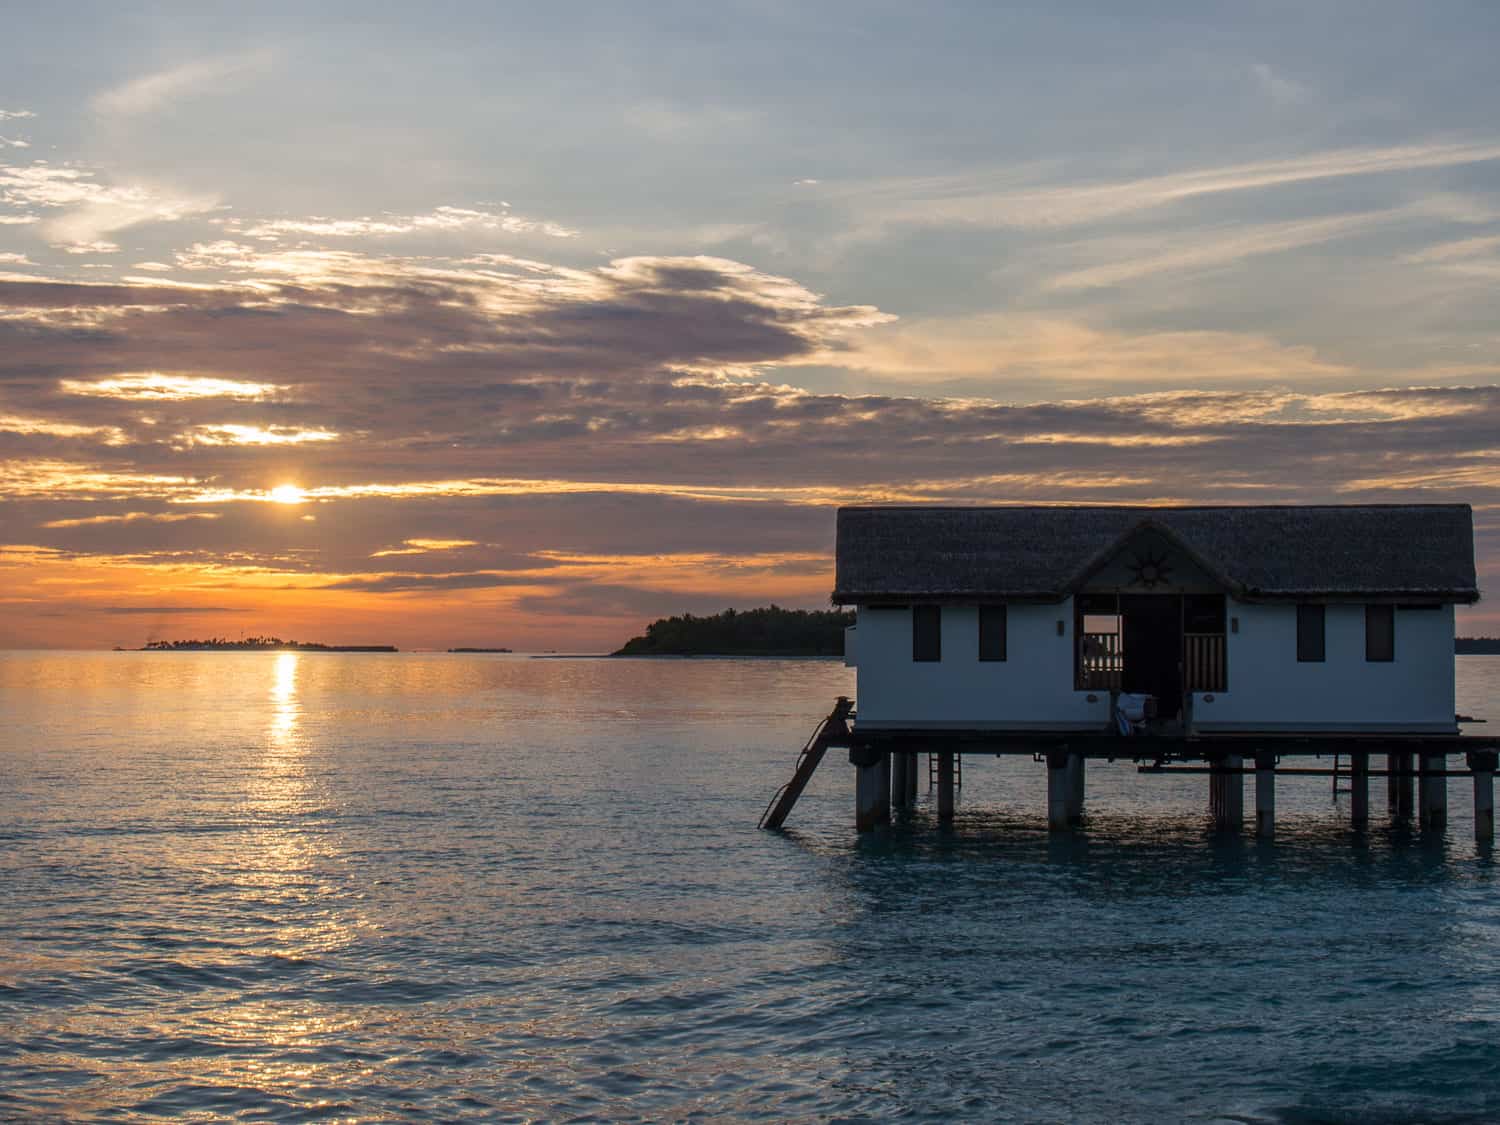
xmin=1351 ymin=751 xmax=1369 ymax=830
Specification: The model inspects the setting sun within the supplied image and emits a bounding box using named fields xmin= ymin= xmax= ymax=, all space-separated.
xmin=269 ymin=484 xmax=306 ymax=505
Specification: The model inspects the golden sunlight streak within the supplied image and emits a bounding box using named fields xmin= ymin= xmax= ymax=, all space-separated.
xmin=184 ymin=424 xmax=339 ymax=446
xmin=268 ymin=651 xmax=300 ymax=746
xmin=58 ymin=372 xmax=284 ymax=400
xmin=269 ymin=484 xmax=307 ymax=505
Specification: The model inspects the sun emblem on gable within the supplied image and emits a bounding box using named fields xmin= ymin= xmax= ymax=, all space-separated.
xmin=1128 ymin=549 xmax=1173 ymax=588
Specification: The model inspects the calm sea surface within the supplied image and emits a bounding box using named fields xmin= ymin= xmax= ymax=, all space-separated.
xmin=3 ymin=653 xmax=1500 ymax=1123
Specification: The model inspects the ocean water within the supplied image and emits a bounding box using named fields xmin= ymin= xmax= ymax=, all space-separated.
xmin=2 ymin=652 xmax=1500 ymax=1123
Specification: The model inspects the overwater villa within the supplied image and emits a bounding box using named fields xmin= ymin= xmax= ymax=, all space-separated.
xmin=762 ymin=504 xmax=1500 ymax=839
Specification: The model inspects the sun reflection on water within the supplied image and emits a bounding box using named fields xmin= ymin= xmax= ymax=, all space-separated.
xmin=269 ymin=651 xmax=300 ymax=747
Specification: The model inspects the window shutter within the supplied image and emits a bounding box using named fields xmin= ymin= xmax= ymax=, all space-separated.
xmin=913 ymin=605 xmax=941 ymax=662
xmin=1366 ymin=604 xmax=1394 ymax=662
xmin=979 ymin=604 xmax=1007 ymax=661
xmin=1297 ymin=604 xmax=1325 ymax=662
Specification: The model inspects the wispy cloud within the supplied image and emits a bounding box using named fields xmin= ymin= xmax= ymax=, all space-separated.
xmin=844 ymin=140 xmax=1500 ymax=230
xmin=42 ymin=511 xmax=221 ymax=529
xmin=1404 ymin=234 xmax=1500 ymax=264
xmin=0 ymin=110 xmax=35 ymax=121
xmin=59 ymin=373 xmax=284 ymax=401
xmin=1045 ymin=210 xmax=1399 ymax=291
xmin=179 ymin=424 xmax=338 ymax=446
xmin=91 ymin=49 xmax=277 ymax=116
xmin=240 ymin=205 xmax=576 ymax=240
xmin=0 ymin=161 xmax=217 ymax=248
xmin=1250 ymin=63 xmax=1308 ymax=107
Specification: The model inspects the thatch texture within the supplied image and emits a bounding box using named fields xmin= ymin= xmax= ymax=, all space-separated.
xmin=833 ymin=505 xmax=1479 ymax=604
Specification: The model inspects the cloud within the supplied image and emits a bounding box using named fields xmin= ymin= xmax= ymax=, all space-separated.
xmin=837 ymin=140 xmax=1500 ymax=230
xmin=827 ymin=312 xmax=1349 ymax=393
xmin=1044 ymin=210 xmax=1400 ymax=291
xmin=0 ymin=252 xmax=31 ymax=264
xmin=0 ymin=110 xmax=35 ymax=120
xmin=239 ymin=205 xmax=576 ymax=241
xmin=370 ymin=538 xmax=479 ymax=557
xmin=179 ymin=424 xmax=339 ymax=446
xmin=1250 ymin=63 xmax=1308 ymax=107
xmin=91 ymin=50 xmax=277 ymax=116
xmin=0 ymin=161 xmax=217 ymax=248
xmin=1404 ymin=235 xmax=1500 ymax=263
xmin=2 ymin=252 xmax=1498 ymax=645
xmin=42 ymin=511 xmax=220 ymax=528
xmin=59 ymin=373 xmax=285 ymax=400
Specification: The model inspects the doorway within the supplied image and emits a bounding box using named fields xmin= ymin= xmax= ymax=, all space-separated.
xmin=1120 ymin=594 xmax=1182 ymax=717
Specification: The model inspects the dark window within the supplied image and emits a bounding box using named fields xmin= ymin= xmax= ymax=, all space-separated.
xmin=1297 ymin=604 xmax=1325 ymax=662
xmin=979 ymin=604 xmax=1007 ymax=661
xmin=1366 ymin=604 xmax=1394 ymax=662
xmin=1184 ymin=594 xmax=1226 ymax=633
xmin=913 ymin=605 xmax=941 ymax=662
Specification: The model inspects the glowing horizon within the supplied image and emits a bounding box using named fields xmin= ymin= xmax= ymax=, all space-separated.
xmin=2 ymin=5 xmax=1498 ymax=648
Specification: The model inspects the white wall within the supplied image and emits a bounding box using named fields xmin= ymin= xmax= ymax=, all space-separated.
xmin=852 ymin=602 xmax=1110 ymax=729
xmin=850 ymin=598 xmax=1457 ymax=733
xmin=1193 ymin=600 xmax=1456 ymax=733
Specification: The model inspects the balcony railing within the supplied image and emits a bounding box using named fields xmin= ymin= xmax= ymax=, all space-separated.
xmin=1184 ymin=632 xmax=1227 ymax=693
xmin=1078 ymin=631 xmax=1123 ymax=690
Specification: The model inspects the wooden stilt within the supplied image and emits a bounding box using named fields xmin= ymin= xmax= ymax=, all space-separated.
xmin=1419 ymin=751 xmax=1447 ymax=832
xmin=1255 ymin=751 xmax=1275 ymax=838
xmin=1066 ymin=753 xmax=1086 ymax=827
xmin=1047 ymin=749 xmax=1070 ymax=832
xmin=1470 ymin=751 xmax=1496 ymax=844
xmin=906 ymin=751 xmax=919 ymax=803
xmin=1350 ymin=751 xmax=1369 ymax=830
xmin=891 ymin=751 xmax=910 ymax=810
xmin=1395 ymin=751 xmax=1415 ymax=822
xmin=1387 ymin=751 xmax=1399 ymax=811
xmin=854 ymin=750 xmax=890 ymax=833
xmin=1209 ymin=754 xmax=1243 ymax=831
xmin=937 ymin=751 xmax=956 ymax=823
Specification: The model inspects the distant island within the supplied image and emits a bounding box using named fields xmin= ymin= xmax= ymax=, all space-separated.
xmin=141 ymin=636 xmax=397 ymax=652
xmin=448 ymin=647 xmax=513 ymax=653
xmin=1458 ymin=637 xmax=1500 ymax=655
xmin=613 ymin=606 xmax=854 ymax=656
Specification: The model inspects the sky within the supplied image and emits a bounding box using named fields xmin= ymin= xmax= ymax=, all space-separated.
xmin=2 ymin=0 xmax=1499 ymax=650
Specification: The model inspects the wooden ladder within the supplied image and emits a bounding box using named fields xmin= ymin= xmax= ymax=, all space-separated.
xmin=928 ymin=752 xmax=961 ymax=789
xmin=759 ymin=697 xmax=854 ymax=830
xmin=1331 ymin=753 xmax=1352 ymax=797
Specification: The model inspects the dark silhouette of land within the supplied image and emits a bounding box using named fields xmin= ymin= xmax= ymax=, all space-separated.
xmin=1458 ymin=636 xmax=1500 ymax=654
xmin=613 ymin=606 xmax=853 ymax=656
xmin=141 ymin=636 xmax=397 ymax=652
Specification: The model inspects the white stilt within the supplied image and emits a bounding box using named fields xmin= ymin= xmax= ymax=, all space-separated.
xmin=1350 ymin=752 xmax=1369 ymax=830
xmin=854 ymin=751 xmax=890 ymax=832
xmin=937 ymin=751 xmax=956 ymax=823
xmin=1471 ymin=751 xmax=1496 ymax=844
xmin=1395 ymin=750 xmax=1415 ymax=822
xmin=890 ymin=752 xmax=910 ymax=810
xmin=1210 ymin=754 xmax=1244 ymax=831
xmin=1419 ymin=751 xmax=1447 ymax=832
xmin=1066 ymin=753 xmax=1086 ymax=826
xmin=1255 ymin=751 xmax=1275 ymax=839
xmin=1047 ymin=750 xmax=1070 ymax=832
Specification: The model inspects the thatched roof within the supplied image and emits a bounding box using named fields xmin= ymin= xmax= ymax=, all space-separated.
xmin=833 ymin=504 xmax=1479 ymax=604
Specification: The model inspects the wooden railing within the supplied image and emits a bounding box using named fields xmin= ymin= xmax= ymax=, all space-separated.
xmin=1184 ymin=632 xmax=1227 ymax=692
xmin=1079 ymin=632 xmax=1123 ymax=690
